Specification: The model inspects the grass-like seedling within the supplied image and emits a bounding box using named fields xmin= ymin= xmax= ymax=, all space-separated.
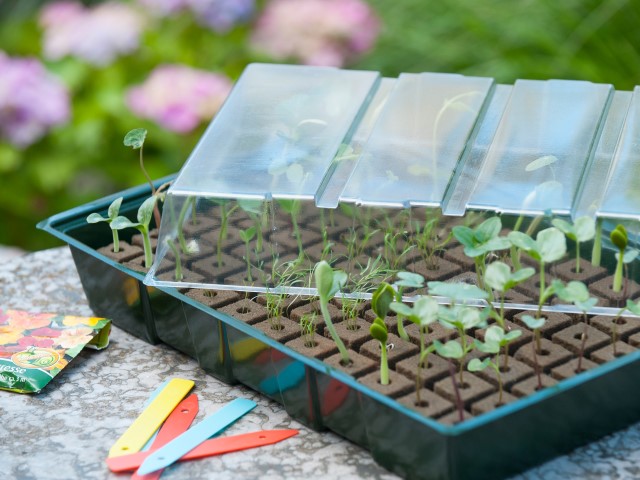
xmin=278 ymin=199 xmax=304 ymax=259
xmin=469 ymin=325 xmax=521 ymax=405
xmin=213 ymin=199 xmax=239 ymax=269
xmin=370 ymin=318 xmax=389 ymax=385
xmin=299 ymin=312 xmax=317 ymax=348
xmin=413 ymin=215 xmax=453 ymax=270
xmin=452 ymin=216 xmax=511 ymax=293
xmin=392 ymin=271 xmax=425 ymax=341
xmin=111 ymin=195 xmax=158 ymax=268
xmin=238 ymin=199 xmax=266 ymax=253
xmin=87 ymin=197 xmax=123 ymax=253
xmin=553 ymin=280 xmax=598 ymax=372
xmin=314 ymin=261 xmax=349 ymax=364
xmin=551 ymin=216 xmax=595 ymax=274
xmin=391 ymin=295 xmax=438 ymax=404
xmin=484 ymin=261 xmax=535 ymax=328
xmin=239 ymin=226 xmax=257 ymax=282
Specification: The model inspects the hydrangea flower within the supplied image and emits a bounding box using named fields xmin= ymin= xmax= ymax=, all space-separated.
xmin=251 ymin=0 xmax=380 ymax=67
xmin=0 ymin=52 xmax=70 ymax=148
xmin=39 ymin=1 xmax=146 ymax=66
xmin=137 ymin=0 xmax=254 ymax=32
xmin=126 ymin=65 xmax=233 ymax=133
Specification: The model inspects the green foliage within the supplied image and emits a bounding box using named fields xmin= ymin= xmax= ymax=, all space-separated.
xmin=371 ymin=282 xmax=395 ymax=321
xmin=123 ymin=128 xmax=147 ymax=150
xmin=484 ymin=261 xmax=535 ymax=293
xmin=86 ymin=196 xmax=123 ymax=252
xmin=314 ymin=261 xmax=349 ymax=363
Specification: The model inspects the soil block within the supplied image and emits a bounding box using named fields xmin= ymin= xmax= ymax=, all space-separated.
xmin=589 ymin=276 xmax=640 ymax=307
xmin=186 ymin=289 xmax=241 ymax=309
xmin=591 ymin=315 xmax=640 ymax=341
xmin=405 ymin=322 xmax=454 ymax=347
xmin=473 ymin=357 xmax=534 ymax=389
xmin=253 ymin=317 xmax=300 ymax=343
xmin=323 ymin=352 xmax=377 ymax=378
xmin=443 ymin=244 xmax=476 ymax=269
xmin=471 ymin=391 xmax=518 ymax=416
xmin=395 ymin=353 xmax=449 ymax=388
xmin=511 ymin=374 xmax=557 ymax=398
xmin=514 ymin=338 xmax=573 ymax=372
xmin=156 ymin=267 xmax=205 ymax=284
xmin=437 ymin=409 xmax=474 ymax=425
xmin=514 ymin=273 xmax=557 ymax=302
xmin=218 ymin=298 xmax=268 ymax=325
xmin=551 ymin=357 xmax=599 ymax=380
xmin=328 ymin=317 xmax=372 ymax=349
xmin=359 ymin=334 xmax=419 ymax=368
xmin=190 ymin=255 xmax=245 ymax=282
xmin=552 ymin=323 xmax=610 ymax=355
xmin=284 ymin=335 xmax=339 ymax=360
xmin=554 ymin=259 xmax=608 ymax=283
xmin=291 ymin=300 xmax=342 ymax=325
xmin=512 ymin=311 xmax=573 ymax=338
xmin=433 ymin=372 xmax=495 ymax=408
xmin=406 ymin=257 xmax=463 ymax=282
xmin=397 ymin=389 xmax=455 ymax=419
xmin=97 ymin=241 xmax=143 ymax=263
xmin=358 ymin=370 xmax=414 ymax=399
xmin=255 ymin=294 xmax=308 ymax=316
xmin=590 ymin=341 xmax=636 ymax=364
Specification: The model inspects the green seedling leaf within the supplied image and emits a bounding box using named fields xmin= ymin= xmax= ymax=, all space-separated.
xmin=484 ymin=262 xmax=510 ymax=292
xmin=391 ymin=296 xmax=439 ymax=327
xmin=107 ymin=197 xmax=123 ymax=219
xmin=553 ymin=280 xmax=590 ymax=303
xmin=110 ymin=216 xmax=141 ymax=231
xmin=504 ymin=330 xmax=523 ymax=342
xmin=239 ymin=227 xmax=257 ymax=243
xmin=123 ymin=128 xmax=147 ymax=149
xmin=433 ymin=340 xmax=464 ymax=359
xmin=521 ymin=314 xmax=546 ymax=330
xmin=626 ymin=299 xmax=640 ymax=316
xmin=394 ymin=271 xmax=425 ymax=288
xmin=474 ymin=217 xmax=502 ymax=244
xmin=475 ymin=338 xmax=500 ymax=354
xmin=468 ymin=358 xmax=491 ymax=372
xmin=551 ymin=218 xmax=576 ymax=240
xmin=574 ymin=216 xmax=596 ymax=242
xmin=508 ymin=231 xmax=538 ymax=256
xmin=611 ymin=225 xmax=628 ymax=250
xmin=458 ymin=306 xmax=488 ymax=330
xmin=370 ymin=321 xmax=388 ymax=344
xmin=525 ymin=155 xmax=558 ymax=172
xmin=137 ymin=196 xmax=158 ymax=227
xmin=576 ymin=297 xmax=598 ymax=312
xmin=314 ymin=261 xmax=346 ymax=301
xmin=237 ymin=199 xmax=263 ymax=215
xmin=390 ymin=302 xmax=413 ymax=318
xmin=278 ymin=199 xmax=301 ymax=215
xmin=86 ymin=213 xmax=107 ymax=224
xmin=427 ymin=281 xmax=489 ymax=301
xmin=536 ymin=227 xmax=566 ymax=263
xmin=372 ymin=282 xmax=396 ymax=320
xmin=452 ymin=226 xmax=475 ymax=249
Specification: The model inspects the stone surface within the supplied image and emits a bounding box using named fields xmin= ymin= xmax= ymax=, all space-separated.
xmin=4 ymin=247 xmax=640 ymax=479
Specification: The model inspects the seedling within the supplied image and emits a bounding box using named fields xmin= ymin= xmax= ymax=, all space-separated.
xmin=124 ymin=128 xmax=161 ymax=230
xmin=392 ymin=271 xmax=426 ymax=341
xmin=469 ymin=326 xmax=521 ymax=405
xmin=433 ymin=339 xmax=465 ymax=422
xmin=370 ymin=318 xmax=389 ymax=385
xmin=278 ymin=199 xmax=304 ymax=258
xmin=437 ymin=303 xmax=488 ymax=383
xmin=314 ymin=261 xmax=349 ymax=364
xmin=213 ymin=199 xmax=239 ymax=268
xmin=390 ymin=295 xmax=439 ymax=404
xmin=299 ymin=313 xmax=317 ymax=348
xmin=508 ymin=227 xmax=566 ymax=303
xmin=238 ymin=199 xmax=266 ymax=253
xmin=413 ymin=215 xmax=453 ymax=270
xmin=111 ymin=195 xmax=158 ymax=268
xmin=551 ymin=216 xmax=595 ymax=274
xmin=610 ymin=224 xmax=638 ymax=293
xmin=520 ymin=314 xmax=547 ymax=389
xmin=592 ymin=218 xmax=602 ymax=266
xmin=616 ymin=299 xmax=640 ymax=354
xmin=553 ymin=280 xmax=598 ymax=372
xmin=452 ymin=216 xmax=511 ymax=292
xmin=87 ymin=197 xmax=123 ymax=253
xmin=239 ymin=226 xmax=257 ymax=282
xmin=165 ymin=238 xmax=183 ymax=281
xmin=484 ymin=261 xmax=535 ymax=328
xmin=176 ymin=196 xmax=197 ymax=254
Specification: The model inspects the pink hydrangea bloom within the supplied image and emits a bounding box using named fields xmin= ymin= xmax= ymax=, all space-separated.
xmin=251 ymin=0 xmax=380 ymax=67
xmin=39 ymin=1 xmax=146 ymax=66
xmin=0 ymin=52 xmax=70 ymax=148
xmin=126 ymin=65 xmax=233 ymax=133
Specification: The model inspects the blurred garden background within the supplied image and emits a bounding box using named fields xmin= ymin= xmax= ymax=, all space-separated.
xmin=1 ymin=0 xmax=640 ymax=251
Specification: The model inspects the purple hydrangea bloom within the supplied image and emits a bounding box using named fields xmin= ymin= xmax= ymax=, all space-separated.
xmin=136 ymin=0 xmax=190 ymax=16
xmin=251 ymin=0 xmax=380 ymax=67
xmin=0 ymin=52 xmax=70 ymax=148
xmin=126 ymin=65 xmax=233 ymax=133
xmin=39 ymin=1 xmax=146 ymax=67
xmin=186 ymin=0 xmax=255 ymax=32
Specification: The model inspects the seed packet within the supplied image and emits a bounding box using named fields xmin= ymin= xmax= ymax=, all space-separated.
xmin=0 ymin=309 xmax=111 ymax=393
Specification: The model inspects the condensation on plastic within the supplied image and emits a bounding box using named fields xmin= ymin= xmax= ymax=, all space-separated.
xmin=467 ymin=79 xmax=613 ymax=216
xmin=339 ymin=72 xmax=494 ymax=208
xmin=598 ymin=87 xmax=640 ymax=220
xmin=169 ymin=63 xmax=380 ymax=202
